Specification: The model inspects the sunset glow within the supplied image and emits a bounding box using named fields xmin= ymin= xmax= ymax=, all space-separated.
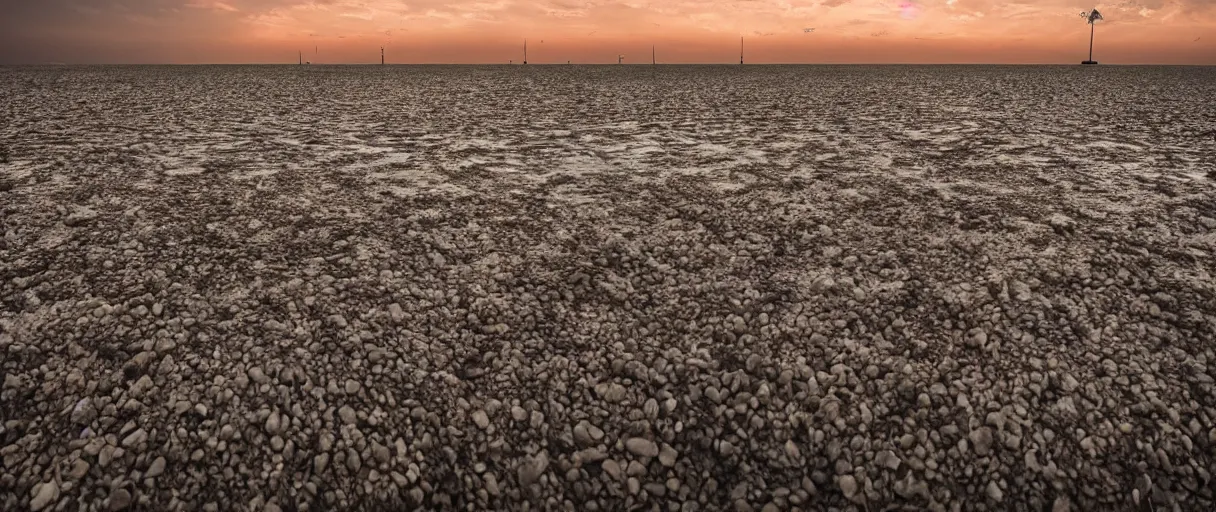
xmin=1 ymin=0 xmax=1213 ymax=64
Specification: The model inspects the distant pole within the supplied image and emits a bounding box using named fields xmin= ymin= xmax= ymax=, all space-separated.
xmin=381 ymin=47 xmax=385 ymax=65
xmin=524 ymin=39 xmax=528 ymax=65
xmin=652 ymin=45 xmax=656 ymax=65
xmin=740 ymin=36 xmax=744 ymax=65
xmin=299 ymin=51 xmax=302 ymax=65
xmin=1081 ymin=9 xmax=1103 ymax=64
xmin=1089 ymin=23 xmax=1095 ymax=62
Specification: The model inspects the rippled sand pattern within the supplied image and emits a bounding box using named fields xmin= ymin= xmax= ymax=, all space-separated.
xmin=4 ymin=66 xmax=1213 ymax=200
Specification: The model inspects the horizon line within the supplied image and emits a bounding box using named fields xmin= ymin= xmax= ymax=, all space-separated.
xmin=6 ymin=62 xmax=1216 ymax=67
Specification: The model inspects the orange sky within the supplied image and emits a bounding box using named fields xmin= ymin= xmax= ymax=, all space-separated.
xmin=1 ymin=1 xmax=1213 ymax=64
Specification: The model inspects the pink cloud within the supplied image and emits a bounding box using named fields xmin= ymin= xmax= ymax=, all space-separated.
xmin=188 ymin=1 xmax=239 ymax=11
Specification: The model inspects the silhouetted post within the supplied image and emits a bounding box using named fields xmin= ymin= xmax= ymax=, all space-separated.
xmin=299 ymin=51 xmax=302 ymax=65
xmin=1088 ymin=23 xmax=1095 ymax=62
xmin=740 ymin=37 xmax=744 ymax=65
xmin=381 ymin=47 xmax=385 ymax=65
xmin=524 ymin=39 xmax=528 ymax=65
xmin=652 ymin=45 xmax=656 ymax=65
xmin=1081 ymin=9 xmax=1103 ymax=64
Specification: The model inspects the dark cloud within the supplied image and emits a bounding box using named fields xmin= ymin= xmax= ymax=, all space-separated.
xmin=3 ymin=0 xmax=184 ymax=25
xmin=0 ymin=0 xmax=252 ymax=63
xmin=0 ymin=0 xmax=246 ymax=36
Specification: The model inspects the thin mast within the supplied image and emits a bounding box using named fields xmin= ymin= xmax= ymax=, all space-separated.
xmin=652 ymin=45 xmax=656 ymax=65
xmin=524 ymin=39 xmax=528 ymax=65
xmin=1089 ymin=23 xmax=1095 ymax=62
xmin=740 ymin=36 xmax=744 ymax=65
xmin=381 ymin=46 xmax=385 ymax=65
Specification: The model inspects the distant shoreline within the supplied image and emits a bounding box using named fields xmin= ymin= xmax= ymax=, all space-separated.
xmin=4 ymin=63 xmax=1215 ymax=67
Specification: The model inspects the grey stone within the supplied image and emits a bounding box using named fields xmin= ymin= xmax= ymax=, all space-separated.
xmin=108 ymin=489 xmax=132 ymax=511
xmin=970 ymin=427 xmax=994 ymax=456
xmin=573 ymin=422 xmax=594 ymax=447
xmin=30 ymin=481 xmax=58 ymax=511
xmin=68 ymin=459 xmax=90 ymax=480
xmin=596 ymin=382 xmax=628 ymax=403
xmin=876 ymin=450 xmax=901 ymax=470
xmin=471 ymin=410 xmax=490 ymax=430
xmin=658 ymin=444 xmax=678 ymax=467
xmin=602 ymin=459 xmax=623 ymax=480
xmin=338 ymin=406 xmax=357 ymax=425
xmin=986 ymin=481 xmax=1004 ymax=502
xmin=518 ymin=452 xmax=549 ymax=486
xmin=146 ymin=456 xmax=166 ymax=478
xmin=122 ymin=429 xmax=147 ymax=448
xmin=625 ymin=438 xmax=659 ymax=458
xmin=838 ymin=475 xmax=858 ymax=499
xmin=265 ymin=411 xmax=284 ymax=435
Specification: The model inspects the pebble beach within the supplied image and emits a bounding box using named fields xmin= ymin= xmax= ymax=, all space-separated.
xmin=2 ymin=65 xmax=1216 ymax=511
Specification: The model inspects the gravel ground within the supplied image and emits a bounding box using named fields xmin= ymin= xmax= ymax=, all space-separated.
xmin=2 ymin=65 xmax=1216 ymax=511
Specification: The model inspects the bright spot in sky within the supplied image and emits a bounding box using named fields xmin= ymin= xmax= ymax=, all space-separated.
xmin=900 ymin=1 xmax=921 ymax=20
